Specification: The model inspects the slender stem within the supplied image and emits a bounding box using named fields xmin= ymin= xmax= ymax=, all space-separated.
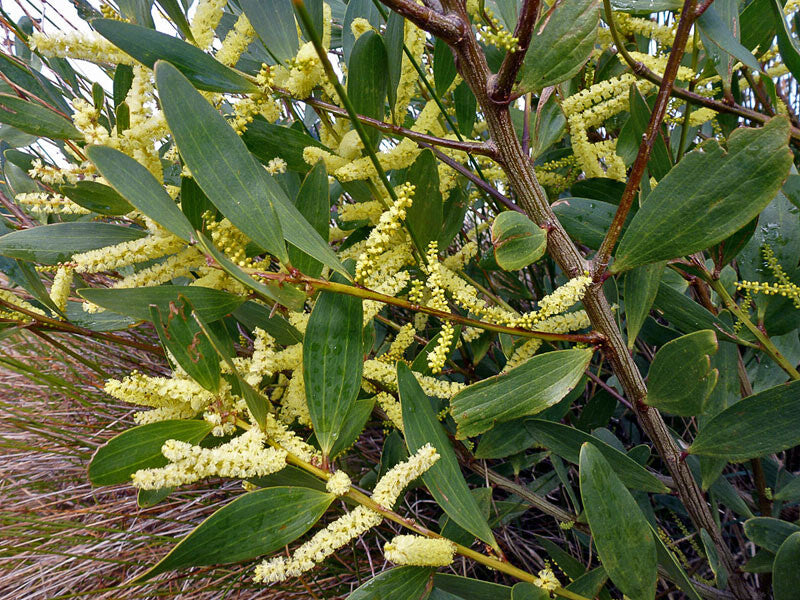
xmin=488 ymin=0 xmax=540 ymax=104
xmin=594 ymin=0 xmax=697 ymax=273
xmin=676 ymin=29 xmax=700 ymax=163
xmin=251 ymin=269 xmax=605 ymax=344
xmin=705 ymin=277 xmax=800 ymax=380
xmin=419 ymin=141 xmax=521 ymax=212
xmin=276 ymin=89 xmax=497 ymax=157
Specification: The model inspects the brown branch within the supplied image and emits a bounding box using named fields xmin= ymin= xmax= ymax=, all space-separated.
xmin=594 ymin=0 xmax=697 ymax=272
xmin=377 ymin=0 xmax=465 ymax=43
xmin=274 ymin=87 xmax=498 ymax=158
xmin=488 ymin=0 xmax=540 ymax=104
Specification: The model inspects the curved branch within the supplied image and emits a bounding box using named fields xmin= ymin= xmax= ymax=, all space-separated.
xmin=377 ymin=0 xmax=466 ymax=43
xmin=488 ymin=0 xmax=540 ymax=104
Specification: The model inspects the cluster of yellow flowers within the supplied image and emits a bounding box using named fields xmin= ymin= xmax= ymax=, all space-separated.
xmin=423 ymin=241 xmax=456 ymax=374
xmin=475 ymin=9 xmax=519 ymax=52
xmin=14 ymin=192 xmax=89 ymax=215
xmin=253 ymin=444 xmax=439 ymax=583
xmin=0 ymin=288 xmax=47 ymax=321
xmin=49 ymin=266 xmax=74 ymax=312
xmin=132 ymin=427 xmax=287 ymax=490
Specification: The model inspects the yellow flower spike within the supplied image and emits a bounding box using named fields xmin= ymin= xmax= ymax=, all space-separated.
xmin=216 ymin=13 xmax=256 ymax=67
xmin=190 ymin=0 xmax=228 ymax=50
xmin=326 ymin=470 xmax=352 ymax=496
xmin=50 ymin=266 xmax=74 ymax=312
xmin=384 ymin=535 xmax=456 ymax=566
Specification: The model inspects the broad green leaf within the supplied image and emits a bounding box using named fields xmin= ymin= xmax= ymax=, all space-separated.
xmin=624 ymin=262 xmax=665 ymax=347
xmin=645 ymin=330 xmax=718 ymax=416
xmin=303 ymin=279 xmax=364 ymax=457
xmin=78 ymin=285 xmax=244 ymax=322
xmin=433 ymin=574 xmax=511 ymax=600
xmin=565 ymin=568 xmax=608 ymax=598
xmin=474 ymin=419 xmax=537 ymax=459
xmin=774 ymin=532 xmax=800 ymax=600
xmin=93 ymin=19 xmax=257 ymax=93
xmin=653 ymin=282 xmax=733 ymax=336
xmin=0 ymin=223 xmax=146 ymax=265
xmin=88 ymin=145 xmax=195 ymax=241
xmin=65 ymin=301 xmax=136 ymax=331
xmin=242 ymin=118 xmax=327 ymax=173
xmin=689 ymin=380 xmax=800 ymax=460
xmin=59 ymin=180 xmax=133 ymax=216
xmin=433 ymin=36 xmax=457 ymax=97
xmin=347 ymin=31 xmax=387 ymax=149
xmin=451 ymin=348 xmax=592 ymax=438
xmin=612 ymin=117 xmax=793 ymax=272
xmin=525 ymin=420 xmax=668 ymax=492
xmin=531 ymin=94 xmax=566 ymax=159
xmin=405 ymin=149 xmax=442 ymax=252
xmin=0 ymin=94 xmax=82 ymax=139
xmin=194 ymin=233 xmax=306 ymax=311
xmin=233 ymin=301 xmax=303 ymax=346
xmin=398 ymin=362 xmax=497 ymax=550
xmin=136 ymin=487 xmax=334 ymax=581
xmin=743 ymin=550 xmax=775 ymax=573
xmin=491 ymin=211 xmax=547 ymax=271
xmin=347 ymin=566 xmax=433 ymax=600
xmin=180 ymin=176 xmax=215 ymax=230
xmin=341 ymin=0 xmax=382 ymax=64
xmin=700 ymin=529 xmax=727 ymax=589
xmin=241 ymin=0 xmax=298 ymax=64
xmin=741 ymin=0 xmax=776 ymax=55
xmin=249 ymin=464 xmax=327 ymax=491
xmin=519 ymin=0 xmax=599 ymax=92
xmin=155 ymin=61 xmax=287 ymax=262
xmin=138 ymin=487 xmax=173 ymax=508
xmin=150 ymin=296 xmax=221 ymax=392
xmin=89 ymin=420 xmax=212 ymax=485
xmin=289 ymin=161 xmax=329 ymax=278
xmin=579 ymin=443 xmax=657 ymax=600
xmin=743 ymin=517 xmax=800 ymax=553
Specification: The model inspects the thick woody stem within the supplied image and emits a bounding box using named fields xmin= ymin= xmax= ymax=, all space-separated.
xmin=380 ymin=0 xmax=757 ymax=597
xmin=594 ymin=0 xmax=697 ymax=272
xmin=488 ymin=0 xmax=540 ymax=104
xmin=375 ymin=0 xmax=465 ymax=43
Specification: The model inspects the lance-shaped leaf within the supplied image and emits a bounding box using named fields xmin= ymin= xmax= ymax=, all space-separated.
xmin=774 ymin=532 xmax=800 ymax=600
xmin=525 ymin=420 xmax=668 ymax=492
xmin=579 ymin=443 xmax=657 ymax=600
xmin=155 ymin=61 xmax=347 ymax=278
xmin=93 ymin=19 xmax=257 ymax=93
xmin=155 ymin=61 xmax=286 ymax=262
xmin=347 ymin=31 xmax=387 ymax=149
xmin=612 ymin=117 xmax=792 ymax=273
xmin=346 ymin=566 xmax=433 ymax=600
xmin=688 ymin=379 xmax=800 ymax=460
xmin=89 ymin=420 xmax=212 ymax=485
xmin=645 ymin=330 xmax=718 ymax=416
xmin=59 ymin=180 xmax=133 ymax=216
xmin=88 ymin=145 xmax=196 ymax=242
xmin=433 ymin=574 xmax=511 ymax=599
xmin=78 ymin=285 xmax=244 ymax=322
xmin=451 ymin=348 xmax=592 ymax=438
xmin=0 ymin=222 xmax=146 ymax=265
xmin=624 ymin=262 xmax=665 ymax=347
xmin=241 ymin=0 xmax=298 ymax=64
xmin=303 ymin=278 xmax=363 ymax=457
xmin=0 ymin=94 xmax=82 ymax=139
xmin=772 ymin=0 xmax=800 ymax=82
xmin=398 ymin=362 xmax=498 ymax=550
xmin=150 ymin=296 xmax=221 ymax=393
xmin=289 ymin=161 xmax=329 ymax=278
xmin=405 ymin=149 xmax=442 ymax=253
xmin=519 ymin=0 xmax=599 ymax=92
xmin=135 ymin=487 xmax=334 ymax=581
xmin=491 ymin=211 xmax=547 ymax=271
xmin=155 ymin=0 xmax=194 ymax=42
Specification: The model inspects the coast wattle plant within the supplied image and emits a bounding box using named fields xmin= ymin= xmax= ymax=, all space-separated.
xmin=2 ymin=0 xmax=800 ymax=597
